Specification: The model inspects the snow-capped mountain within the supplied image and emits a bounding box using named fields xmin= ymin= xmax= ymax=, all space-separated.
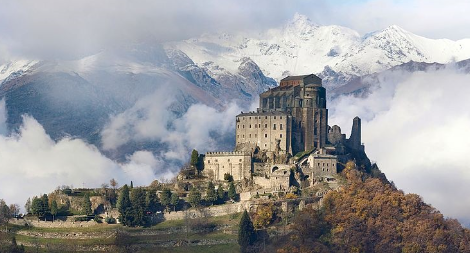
xmin=166 ymin=13 xmax=470 ymax=88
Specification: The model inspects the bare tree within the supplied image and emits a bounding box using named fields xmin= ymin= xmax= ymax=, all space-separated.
xmin=110 ymin=178 xmax=118 ymax=190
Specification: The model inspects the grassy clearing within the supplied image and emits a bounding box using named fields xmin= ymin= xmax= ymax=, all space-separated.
xmin=13 ymin=213 xmax=242 ymax=252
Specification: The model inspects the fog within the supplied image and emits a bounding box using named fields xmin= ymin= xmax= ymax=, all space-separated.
xmin=2 ymin=0 xmax=470 ymax=61
xmin=329 ymin=66 xmax=470 ymax=226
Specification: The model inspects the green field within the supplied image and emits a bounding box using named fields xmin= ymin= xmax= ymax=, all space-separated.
xmin=11 ymin=213 xmax=242 ymax=253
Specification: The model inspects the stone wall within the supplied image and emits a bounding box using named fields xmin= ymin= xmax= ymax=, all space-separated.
xmin=9 ymin=216 xmax=98 ymax=228
xmin=235 ymin=112 xmax=291 ymax=154
xmin=203 ymin=152 xmax=251 ymax=181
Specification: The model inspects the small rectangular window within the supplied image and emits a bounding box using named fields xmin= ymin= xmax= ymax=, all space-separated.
xmin=280 ymin=134 xmax=282 ymax=138
xmin=265 ymin=124 xmax=267 ymax=128
xmin=249 ymin=124 xmax=251 ymax=128
xmin=274 ymin=116 xmax=276 ymax=119
xmin=265 ymin=134 xmax=268 ymax=138
xmin=280 ymin=124 xmax=283 ymax=130
xmin=273 ymin=124 xmax=276 ymax=130
xmin=249 ymin=134 xmax=251 ymax=138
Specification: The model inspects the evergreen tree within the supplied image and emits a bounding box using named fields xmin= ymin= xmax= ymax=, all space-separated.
xmin=41 ymin=194 xmax=49 ymax=219
xmin=188 ymin=187 xmax=201 ymax=208
xmin=190 ymin=149 xmax=199 ymax=167
xmin=31 ymin=197 xmax=43 ymax=217
xmin=130 ymin=188 xmax=146 ymax=226
xmin=117 ymin=185 xmax=132 ymax=226
xmin=82 ymin=193 xmax=92 ymax=216
xmin=238 ymin=210 xmax=256 ymax=252
xmin=205 ymin=181 xmax=217 ymax=205
xmin=50 ymin=200 xmax=58 ymax=222
xmin=170 ymin=193 xmax=179 ymax=212
xmin=160 ymin=188 xmax=171 ymax=211
xmin=145 ymin=190 xmax=158 ymax=213
xmin=217 ymin=184 xmax=225 ymax=204
xmin=130 ymin=181 xmax=133 ymax=189
xmin=228 ymin=181 xmax=237 ymax=201
xmin=24 ymin=198 xmax=31 ymax=214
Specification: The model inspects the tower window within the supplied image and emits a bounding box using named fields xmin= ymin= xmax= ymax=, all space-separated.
xmin=265 ymin=134 xmax=268 ymax=138
xmin=249 ymin=134 xmax=251 ymax=138
xmin=280 ymin=124 xmax=283 ymax=130
xmin=280 ymin=134 xmax=283 ymax=138
xmin=265 ymin=124 xmax=268 ymax=128
xmin=273 ymin=124 xmax=276 ymax=130
xmin=243 ymin=125 xmax=245 ymax=128
xmin=274 ymin=116 xmax=276 ymax=119
xmin=249 ymin=124 xmax=251 ymax=128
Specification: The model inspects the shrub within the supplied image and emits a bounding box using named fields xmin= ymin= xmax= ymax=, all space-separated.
xmin=93 ymin=215 xmax=102 ymax=223
xmin=105 ymin=216 xmax=116 ymax=224
xmin=224 ymin=173 xmax=234 ymax=182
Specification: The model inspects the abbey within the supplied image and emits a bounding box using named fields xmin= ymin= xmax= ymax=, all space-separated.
xmin=203 ymin=74 xmax=364 ymax=192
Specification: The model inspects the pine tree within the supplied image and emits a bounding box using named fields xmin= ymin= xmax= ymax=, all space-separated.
xmin=130 ymin=188 xmax=146 ymax=226
xmin=238 ymin=210 xmax=256 ymax=252
xmin=217 ymin=184 xmax=225 ymax=204
xmin=190 ymin=149 xmax=199 ymax=167
xmin=50 ymin=200 xmax=58 ymax=222
xmin=24 ymin=198 xmax=31 ymax=214
xmin=117 ymin=185 xmax=132 ymax=226
xmin=170 ymin=193 xmax=179 ymax=212
xmin=160 ymin=188 xmax=171 ymax=211
xmin=205 ymin=181 xmax=217 ymax=205
xmin=130 ymin=181 xmax=133 ymax=189
xmin=188 ymin=187 xmax=201 ymax=208
xmin=146 ymin=190 xmax=158 ymax=213
xmin=82 ymin=193 xmax=92 ymax=216
xmin=31 ymin=197 xmax=43 ymax=217
xmin=228 ymin=181 xmax=237 ymax=201
xmin=41 ymin=194 xmax=49 ymax=220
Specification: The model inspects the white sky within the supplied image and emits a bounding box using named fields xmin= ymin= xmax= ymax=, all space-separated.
xmin=1 ymin=0 xmax=470 ymax=60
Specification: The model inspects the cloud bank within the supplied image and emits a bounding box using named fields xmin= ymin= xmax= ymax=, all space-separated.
xmin=329 ymin=67 xmax=470 ymax=226
xmin=0 ymin=99 xmax=170 ymax=208
xmin=102 ymin=88 xmax=248 ymax=162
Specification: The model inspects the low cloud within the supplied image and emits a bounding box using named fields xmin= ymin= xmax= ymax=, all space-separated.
xmin=0 ymin=99 xmax=172 ymax=208
xmin=102 ymin=88 xmax=250 ymax=163
xmin=329 ymin=67 xmax=470 ymax=225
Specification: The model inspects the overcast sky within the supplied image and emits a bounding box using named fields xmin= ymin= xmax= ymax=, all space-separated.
xmin=1 ymin=0 xmax=470 ymax=60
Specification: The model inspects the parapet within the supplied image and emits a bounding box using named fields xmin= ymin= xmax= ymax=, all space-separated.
xmin=205 ymin=151 xmax=251 ymax=157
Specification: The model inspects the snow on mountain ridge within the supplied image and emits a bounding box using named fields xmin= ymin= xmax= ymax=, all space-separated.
xmin=166 ymin=14 xmax=470 ymax=88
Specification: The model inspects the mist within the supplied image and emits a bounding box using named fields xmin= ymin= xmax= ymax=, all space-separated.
xmin=2 ymin=0 xmax=470 ymax=61
xmin=329 ymin=66 xmax=470 ymax=226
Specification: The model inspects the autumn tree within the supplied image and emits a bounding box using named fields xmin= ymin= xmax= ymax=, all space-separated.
xmin=253 ymin=203 xmax=274 ymax=229
xmin=238 ymin=210 xmax=256 ymax=252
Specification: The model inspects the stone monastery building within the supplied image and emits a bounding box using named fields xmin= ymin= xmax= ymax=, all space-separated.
xmin=204 ymin=74 xmax=364 ymax=191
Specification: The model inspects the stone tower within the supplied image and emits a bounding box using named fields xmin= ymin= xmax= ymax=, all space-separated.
xmin=258 ymin=74 xmax=328 ymax=154
xmin=349 ymin=116 xmax=361 ymax=150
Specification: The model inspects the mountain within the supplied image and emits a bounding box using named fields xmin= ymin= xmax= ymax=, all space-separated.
xmin=0 ymin=44 xmax=275 ymax=159
xmin=166 ymin=13 xmax=470 ymax=89
xmin=1 ymin=13 xmax=470 ymax=158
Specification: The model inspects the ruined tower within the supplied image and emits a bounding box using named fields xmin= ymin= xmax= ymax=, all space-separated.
xmin=349 ymin=116 xmax=362 ymax=150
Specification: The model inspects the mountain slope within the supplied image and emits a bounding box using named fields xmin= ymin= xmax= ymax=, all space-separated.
xmin=167 ymin=14 xmax=470 ymax=88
